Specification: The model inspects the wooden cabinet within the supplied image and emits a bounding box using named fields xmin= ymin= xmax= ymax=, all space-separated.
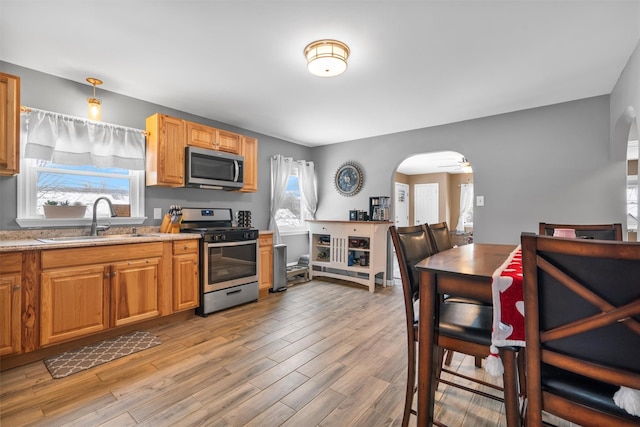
xmin=258 ymin=232 xmax=273 ymax=296
xmin=0 ymin=253 xmax=22 ymax=356
xmin=308 ymin=220 xmax=391 ymax=292
xmin=40 ymin=264 xmax=109 ymax=346
xmin=40 ymin=243 xmax=164 ymax=346
xmin=216 ymin=129 xmax=241 ymax=154
xmin=0 ymin=72 xmax=20 ymax=176
xmin=186 ymin=121 xmax=240 ymax=154
xmin=111 ymin=258 xmax=161 ymax=327
xmin=239 ymin=135 xmax=258 ymax=192
xmin=185 ymin=121 xmax=216 ymax=150
xmin=172 ymin=240 xmax=199 ymax=311
xmin=146 ymin=113 xmax=185 ymax=187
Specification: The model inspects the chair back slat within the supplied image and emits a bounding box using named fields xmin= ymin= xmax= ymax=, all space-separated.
xmin=523 ymin=233 xmax=640 ymax=374
xmin=428 ymin=221 xmax=453 ymax=253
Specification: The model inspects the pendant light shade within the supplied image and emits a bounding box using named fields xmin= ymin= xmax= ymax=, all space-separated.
xmin=86 ymin=77 xmax=103 ymax=121
xmin=304 ymin=39 xmax=350 ymax=77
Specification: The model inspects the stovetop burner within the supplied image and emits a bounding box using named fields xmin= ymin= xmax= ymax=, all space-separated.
xmin=179 ymin=207 xmax=258 ymax=242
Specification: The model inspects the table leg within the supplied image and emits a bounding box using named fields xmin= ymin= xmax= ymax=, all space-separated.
xmin=418 ymin=270 xmax=438 ymax=425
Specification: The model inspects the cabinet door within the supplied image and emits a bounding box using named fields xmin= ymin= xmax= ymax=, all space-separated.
xmin=172 ymin=252 xmax=199 ymax=311
xmin=41 ymin=265 xmax=109 ymax=346
xmin=146 ymin=114 xmax=185 ymax=187
xmin=111 ymin=258 xmax=161 ymax=327
xmin=239 ymin=136 xmax=258 ymax=192
xmin=0 ymin=72 xmax=20 ymax=176
xmin=186 ymin=122 xmax=216 ymax=150
xmin=0 ymin=273 xmax=21 ymax=356
xmin=258 ymin=234 xmax=273 ymax=294
xmin=216 ymin=129 xmax=241 ymax=154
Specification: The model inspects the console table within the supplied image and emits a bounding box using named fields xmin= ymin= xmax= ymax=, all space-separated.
xmin=307 ymin=220 xmax=391 ymax=292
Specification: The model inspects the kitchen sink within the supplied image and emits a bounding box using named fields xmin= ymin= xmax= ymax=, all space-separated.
xmin=37 ymin=234 xmax=158 ymax=243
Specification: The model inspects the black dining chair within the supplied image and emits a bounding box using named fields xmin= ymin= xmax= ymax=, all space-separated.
xmin=390 ymin=225 xmax=521 ymax=427
xmin=521 ymin=232 xmax=640 ymax=426
xmin=428 ymin=221 xmax=454 ymax=253
xmin=538 ymin=222 xmax=623 ymax=240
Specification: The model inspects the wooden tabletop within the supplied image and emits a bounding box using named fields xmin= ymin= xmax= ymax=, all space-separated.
xmin=415 ymin=243 xmax=518 ymax=278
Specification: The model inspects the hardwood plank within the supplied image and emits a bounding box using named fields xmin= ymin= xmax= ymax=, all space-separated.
xmin=0 ymin=281 xmax=573 ymax=427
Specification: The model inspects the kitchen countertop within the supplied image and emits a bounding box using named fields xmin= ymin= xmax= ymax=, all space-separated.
xmin=0 ymin=232 xmax=201 ymax=252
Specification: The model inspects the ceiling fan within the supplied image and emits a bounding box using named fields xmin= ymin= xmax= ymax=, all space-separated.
xmin=438 ymin=157 xmax=472 ymax=172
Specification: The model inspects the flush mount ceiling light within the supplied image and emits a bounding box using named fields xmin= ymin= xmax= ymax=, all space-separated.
xmin=304 ymin=39 xmax=350 ymax=77
xmin=86 ymin=77 xmax=103 ymax=121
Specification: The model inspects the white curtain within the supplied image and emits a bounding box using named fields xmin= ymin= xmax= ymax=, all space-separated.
xmin=297 ymin=160 xmax=317 ymax=221
xmin=22 ymin=108 xmax=146 ymax=170
xmin=269 ymin=155 xmax=294 ymax=244
xmin=456 ymin=183 xmax=474 ymax=232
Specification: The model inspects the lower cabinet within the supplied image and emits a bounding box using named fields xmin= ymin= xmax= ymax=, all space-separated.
xmin=39 ymin=243 xmax=164 ymax=347
xmin=258 ymin=232 xmax=273 ymax=295
xmin=172 ymin=240 xmax=199 ymax=311
xmin=0 ymin=253 xmax=22 ymax=356
xmin=111 ymin=258 xmax=161 ymax=327
xmin=40 ymin=264 xmax=110 ymax=346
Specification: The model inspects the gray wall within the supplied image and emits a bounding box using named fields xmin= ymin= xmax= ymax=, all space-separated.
xmin=313 ymin=95 xmax=623 ymax=245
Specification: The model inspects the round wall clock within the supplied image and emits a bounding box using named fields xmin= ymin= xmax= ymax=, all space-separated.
xmin=334 ymin=161 xmax=364 ymax=197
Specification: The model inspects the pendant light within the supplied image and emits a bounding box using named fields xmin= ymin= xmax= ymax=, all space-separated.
xmin=86 ymin=77 xmax=103 ymax=121
xmin=304 ymin=39 xmax=350 ymax=77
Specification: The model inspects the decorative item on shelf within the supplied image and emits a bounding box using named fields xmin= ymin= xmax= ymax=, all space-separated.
xmin=42 ymin=200 xmax=87 ymax=218
xmin=86 ymin=77 xmax=103 ymax=121
xmin=349 ymin=210 xmax=359 ymax=221
xmin=334 ymin=161 xmax=364 ymax=197
xmin=304 ymin=39 xmax=350 ymax=77
xmin=237 ymin=210 xmax=252 ymax=228
xmin=369 ymin=196 xmax=390 ymax=221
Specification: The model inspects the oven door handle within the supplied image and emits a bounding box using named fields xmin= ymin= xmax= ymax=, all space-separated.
xmin=206 ymin=239 xmax=257 ymax=248
xmin=234 ymin=160 xmax=239 ymax=182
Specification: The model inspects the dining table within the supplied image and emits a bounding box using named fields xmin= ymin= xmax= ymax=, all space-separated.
xmin=415 ymin=242 xmax=520 ymax=426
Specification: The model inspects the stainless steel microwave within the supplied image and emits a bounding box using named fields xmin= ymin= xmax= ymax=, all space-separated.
xmin=185 ymin=146 xmax=244 ymax=190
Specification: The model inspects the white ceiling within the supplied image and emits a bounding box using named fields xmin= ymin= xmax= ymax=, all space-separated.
xmin=1 ymin=0 xmax=639 ymax=156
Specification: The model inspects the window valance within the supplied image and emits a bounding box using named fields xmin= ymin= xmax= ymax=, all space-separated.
xmin=21 ymin=108 xmax=146 ymax=170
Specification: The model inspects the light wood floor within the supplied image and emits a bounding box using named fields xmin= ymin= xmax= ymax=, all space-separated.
xmin=0 ymin=279 xmax=567 ymax=426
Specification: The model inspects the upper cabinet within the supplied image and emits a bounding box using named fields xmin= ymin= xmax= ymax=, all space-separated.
xmin=146 ymin=113 xmax=258 ymax=192
xmin=0 ymin=72 xmax=20 ymax=176
xmin=146 ymin=113 xmax=185 ymax=187
xmin=185 ymin=122 xmax=240 ymax=154
xmin=239 ymin=136 xmax=258 ymax=192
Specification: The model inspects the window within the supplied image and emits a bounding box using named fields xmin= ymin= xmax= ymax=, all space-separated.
xmin=16 ymin=108 xmax=146 ymax=227
xmin=628 ymin=175 xmax=638 ymax=232
xmin=274 ymin=164 xmax=309 ymax=234
xmin=17 ymin=158 xmax=145 ymax=227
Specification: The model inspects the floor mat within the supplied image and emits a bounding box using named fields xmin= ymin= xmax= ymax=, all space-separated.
xmin=44 ymin=331 xmax=161 ymax=379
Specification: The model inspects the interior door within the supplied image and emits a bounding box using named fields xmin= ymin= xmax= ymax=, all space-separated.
xmin=395 ymin=182 xmax=409 ymax=227
xmin=414 ymin=183 xmax=438 ymax=225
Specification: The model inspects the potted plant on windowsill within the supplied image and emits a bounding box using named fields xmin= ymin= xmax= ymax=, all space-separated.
xmin=43 ymin=200 xmax=87 ymax=218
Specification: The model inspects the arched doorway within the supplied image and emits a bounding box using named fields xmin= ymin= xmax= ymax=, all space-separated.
xmin=394 ymin=151 xmax=474 ymax=236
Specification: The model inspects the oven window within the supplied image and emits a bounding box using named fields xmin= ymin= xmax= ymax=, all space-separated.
xmin=207 ymin=243 xmax=257 ymax=284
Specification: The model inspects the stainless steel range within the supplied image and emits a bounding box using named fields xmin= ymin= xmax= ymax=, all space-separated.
xmin=180 ymin=207 xmax=259 ymax=316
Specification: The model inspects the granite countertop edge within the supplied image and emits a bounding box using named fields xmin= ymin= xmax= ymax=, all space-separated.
xmin=0 ymin=233 xmax=202 ymax=252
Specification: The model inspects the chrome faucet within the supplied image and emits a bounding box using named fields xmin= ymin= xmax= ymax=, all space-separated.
xmin=90 ymin=197 xmax=117 ymax=236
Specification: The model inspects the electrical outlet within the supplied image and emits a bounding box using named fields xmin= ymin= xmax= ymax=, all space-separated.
xmin=476 ymin=196 xmax=485 ymax=206
xmin=154 ymin=208 xmax=162 ymax=219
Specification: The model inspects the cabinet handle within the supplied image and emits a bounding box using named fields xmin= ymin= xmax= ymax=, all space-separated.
xmin=13 ymin=285 xmax=20 ymax=291
xmin=104 ymin=273 xmax=111 ymax=278
xmin=184 ymin=246 xmax=189 ymax=250
xmin=112 ymin=271 xmax=117 ymax=276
